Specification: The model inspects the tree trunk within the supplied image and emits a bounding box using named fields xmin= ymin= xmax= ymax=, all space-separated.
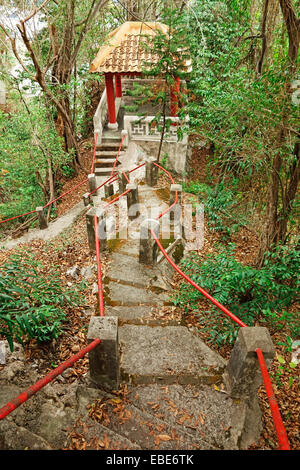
xmin=257 ymin=0 xmax=300 ymax=265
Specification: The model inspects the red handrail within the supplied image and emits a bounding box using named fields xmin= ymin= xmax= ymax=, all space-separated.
xmin=0 ymin=209 xmax=38 ymax=225
xmin=0 ymin=338 xmax=101 ymax=420
xmin=150 ymin=228 xmax=247 ymax=328
xmin=43 ymin=178 xmax=89 ymax=209
xmin=256 ymin=348 xmax=290 ymax=450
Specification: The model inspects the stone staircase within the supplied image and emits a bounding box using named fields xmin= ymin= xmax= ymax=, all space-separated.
xmin=94 ymin=131 xmax=124 ymax=177
xmin=0 ymin=178 xmax=253 ymax=451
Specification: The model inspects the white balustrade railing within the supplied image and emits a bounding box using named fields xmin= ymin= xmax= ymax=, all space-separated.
xmin=93 ymin=88 xmax=108 ymax=145
xmin=124 ymin=115 xmax=189 ymax=144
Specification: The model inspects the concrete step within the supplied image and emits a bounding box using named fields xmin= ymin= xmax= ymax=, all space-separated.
xmin=119 ymin=325 xmax=226 ymax=386
xmin=95 ymin=159 xmax=121 ymax=168
xmin=97 ymin=143 xmax=122 ymax=151
xmin=94 ymin=168 xmax=114 ymax=176
xmin=74 ymin=386 xmax=141 ymax=450
xmin=75 ymin=385 xmax=216 ymax=450
xmin=126 ymin=384 xmax=238 ymax=450
xmin=93 ymin=395 xmax=216 ymax=450
xmin=104 ymin=281 xmax=169 ymax=307
xmin=106 ymin=252 xmax=167 ymax=288
xmin=104 ymin=305 xmax=181 ymax=326
xmin=95 ymin=151 xmax=125 ymax=159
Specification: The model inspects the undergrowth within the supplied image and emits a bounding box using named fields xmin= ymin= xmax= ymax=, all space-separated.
xmin=173 ymin=243 xmax=299 ymax=346
xmin=0 ymin=251 xmax=80 ymax=351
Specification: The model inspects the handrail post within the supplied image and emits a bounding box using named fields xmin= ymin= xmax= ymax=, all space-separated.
xmin=87 ymin=316 xmax=119 ymax=390
xmin=223 ymin=326 xmax=275 ymax=449
xmin=36 ymin=207 xmax=48 ymax=230
xmin=139 ymin=218 xmax=160 ymax=265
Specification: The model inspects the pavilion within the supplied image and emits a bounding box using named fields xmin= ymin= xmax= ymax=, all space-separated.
xmin=89 ymin=21 xmax=187 ymax=130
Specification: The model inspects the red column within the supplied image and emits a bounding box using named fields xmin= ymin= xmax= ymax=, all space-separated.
xmin=170 ymin=76 xmax=180 ymax=117
xmin=115 ymin=73 xmax=122 ymax=98
xmin=105 ymin=73 xmax=117 ymax=127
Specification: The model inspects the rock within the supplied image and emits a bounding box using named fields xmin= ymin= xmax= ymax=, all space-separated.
xmin=291 ymin=340 xmax=300 ymax=365
xmin=66 ymin=265 xmax=79 ymax=279
xmin=0 ymin=341 xmax=5 ymax=365
xmin=0 ymin=361 xmax=25 ymax=381
xmin=33 ymin=402 xmax=76 ymax=448
xmin=83 ymin=307 xmax=94 ymax=317
xmin=92 ymin=282 xmax=98 ymax=295
xmin=150 ymin=274 xmax=172 ymax=292
xmin=61 ymin=368 xmax=73 ymax=379
xmin=80 ymin=265 xmax=95 ymax=280
xmin=0 ymin=421 xmax=52 ymax=450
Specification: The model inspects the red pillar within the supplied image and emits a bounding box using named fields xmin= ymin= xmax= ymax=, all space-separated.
xmin=105 ymin=73 xmax=117 ymax=127
xmin=170 ymin=76 xmax=180 ymax=117
xmin=115 ymin=73 xmax=122 ymax=98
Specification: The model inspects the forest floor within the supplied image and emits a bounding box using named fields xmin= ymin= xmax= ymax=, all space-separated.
xmin=0 ymin=136 xmax=299 ymax=450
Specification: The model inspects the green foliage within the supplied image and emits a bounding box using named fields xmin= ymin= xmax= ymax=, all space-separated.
xmin=0 ymin=100 xmax=72 ymax=229
xmin=173 ymin=243 xmax=299 ymax=346
xmin=183 ymin=180 xmax=246 ymax=237
xmin=273 ymin=355 xmax=298 ymax=389
xmin=0 ymin=251 xmax=79 ymax=350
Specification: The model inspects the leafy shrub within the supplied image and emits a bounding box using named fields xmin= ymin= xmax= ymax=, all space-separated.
xmin=0 ymin=252 xmax=79 ymax=350
xmin=182 ymin=180 xmax=246 ymax=237
xmin=173 ymin=243 xmax=299 ymax=346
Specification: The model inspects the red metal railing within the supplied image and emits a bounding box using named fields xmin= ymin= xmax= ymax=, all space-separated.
xmin=256 ymin=348 xmax=290 ymax=450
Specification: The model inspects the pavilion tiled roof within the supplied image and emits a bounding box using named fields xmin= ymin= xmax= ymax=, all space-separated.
xmin=93 ymin=33 xmax=159 ymax=73
xmin=90 ymin=21 xmax=191 ymax=75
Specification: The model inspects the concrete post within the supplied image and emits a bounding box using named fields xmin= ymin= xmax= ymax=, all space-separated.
xmin=88 ymin=173 xmax=97 ymax=196
xmin=97 ymin=210 xmax=107 ymax=252
xmin=224 ymin=326 xmax=275 ymax=399
xmin=139 ymin=218 xmax=160 ymax=265
xmin=104 ymin=183 xmax=114 ymax=199
xmin=36 ymin=207 xmax=48 ymax=229
xmin=118 ymin=171 xmax=129 ymax=194
xmin=169 ymin=184 xmax=182 ymax=223
xmin=121 ymin=129 xmax=129 ymax=148
xmin=223 ymin=326 xmax=275 ymax=449
xmin=87 ymin=316 xmax=119 ymax=390
xmin=145 ymin=159 xmax=158 ymax=186
xmin=82 ymin=192 xmax=92 ymax=207
xmin=126 ymin=183 xmax=139 ymax=220
xmin=86 ymin=208 xmax=107 ymax=252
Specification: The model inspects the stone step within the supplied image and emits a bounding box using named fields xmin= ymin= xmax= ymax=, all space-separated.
xmin=74 ymin=386 xmax=141 ymax=450
xmin=95 ymin=159 xmax=121 ymax=168
xmin=106 ymin=252 xmax=168 ymax=288
xmin=95 ymin=150 xmax=125 ymax=158
xmin=97 ymin=143 xmax=122 ymax=151
xmin=101 ymin=133 xmax=122 ymax=143
xmin=104 ymin=281 xmax=169 ymax=307
xmin=119 ymin=325 xmax=226 ymax=386
xmin=126 ymin=384 xmax=238 ymax=450
xmin=75 ymin=385 xmax=216 ymax=450
xmin=104 ymin=305 xmax=181 ymax=326
xmin=94 ymin=168 xmax=114 ymax=177
xmin=68 ymin=416 xmax=141 ymax=450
